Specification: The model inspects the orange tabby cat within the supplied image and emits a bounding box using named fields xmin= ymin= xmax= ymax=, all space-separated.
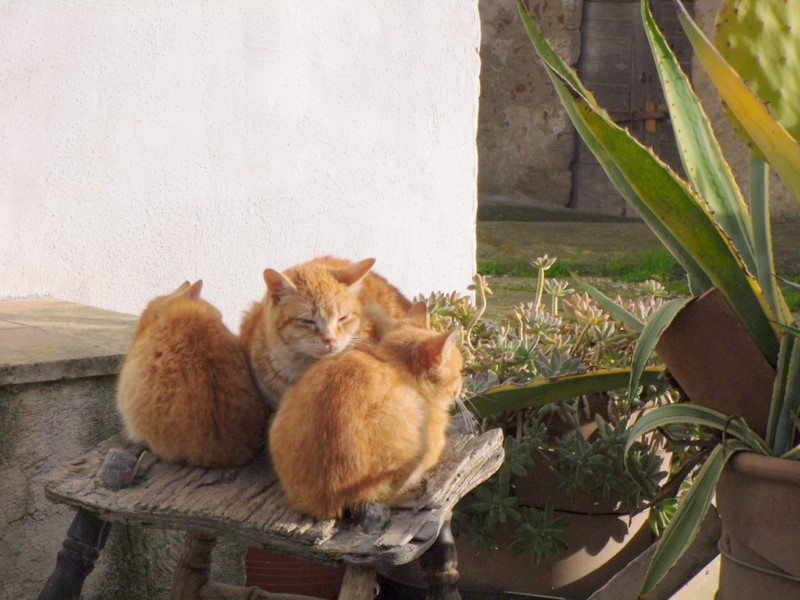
xmin=117 ymin=280 xmax=267 ymax=468
xmin=240 ymin=256 xmax=411 ymax=409
xmin=268 ymin=302 xmax=463 ymax=521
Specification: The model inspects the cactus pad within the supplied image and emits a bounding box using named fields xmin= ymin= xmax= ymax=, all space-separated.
xmin=714 ymin=0 xmax=800 ymax=152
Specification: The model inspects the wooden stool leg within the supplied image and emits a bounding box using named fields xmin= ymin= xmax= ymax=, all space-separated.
xmin=419 ymin=519 xmax=461 ymax=600
xmin=170 ymin=532 xmax=217 ymax=600
xmin=38 ymin=508 xmax=112 ymax=600
xmin=338 ymin=564 xmax=377 ymax=600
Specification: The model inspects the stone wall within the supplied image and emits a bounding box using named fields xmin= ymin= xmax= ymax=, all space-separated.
xmin=478 ymin=0 xmax=583 ymax=209
xmin=478 ymin=0 xmax=800 ymax=219
xmin=0 ymin=300 xmax=244 ymax=598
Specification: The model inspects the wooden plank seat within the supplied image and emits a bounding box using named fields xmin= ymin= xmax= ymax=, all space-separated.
xmin=38 ymin=425 xmax=504 ymax=600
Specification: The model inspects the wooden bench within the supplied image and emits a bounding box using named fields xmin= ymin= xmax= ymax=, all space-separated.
xmin=38 ymin=425 xmax=504 ymax=599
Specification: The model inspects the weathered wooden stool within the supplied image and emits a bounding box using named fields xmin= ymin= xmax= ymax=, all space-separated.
xmin=38 ymin=426 xmax=503 ymax=600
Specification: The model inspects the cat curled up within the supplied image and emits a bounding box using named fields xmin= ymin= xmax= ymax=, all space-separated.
xmin=117 ymin=280 xmax=268 ymax=468
xmin=268 ymin=303 xmax=463 ymax=523
xmin=240 ymin=256 xmax=411 ymax=410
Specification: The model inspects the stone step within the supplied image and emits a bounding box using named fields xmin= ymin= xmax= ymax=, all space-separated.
xmin=0 ymin=298 xmax=137 ymax=385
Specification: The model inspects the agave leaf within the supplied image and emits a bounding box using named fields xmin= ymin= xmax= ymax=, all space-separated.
xmin=747 ymin=153 xmax=792 ymax=324
xmin=778 ymin=277 xmax=800 ymax=293
xmin=572 ymin=100 xmax=779 ymax=365
xmin=467 ymin=368 xmax=664 ymax=419
xmin=776 ymin=322 xmax=800 ymax=338
xmin=628 ymin=298 xmax=692 ymax=403
xmin=769 ymin=335 xmax=800 ymax=456
xmin=637 ymin=441 xmax=748 ymax=597
xmin=517 ymin=0 xmax=712 ymax=295
xmin=641 ymin=0 xmax=756 ymax=277
xmin=675 ymin=0 xmax=800 ymax=205
xmin=624 ymin=404 xmax=769 ymax=455
xmin=767 ymin=327 xmax=794 ymax=448
xmin=570 ymin=271 xmax=644 ymax=332
xmin=517 ymin=0 xmax=779 ymax=366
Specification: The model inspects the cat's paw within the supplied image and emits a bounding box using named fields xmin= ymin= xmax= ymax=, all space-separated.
xmin=345 ymin=501 xmax=391 ymax=533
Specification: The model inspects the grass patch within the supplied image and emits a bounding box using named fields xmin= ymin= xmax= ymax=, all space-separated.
xmin=605 ymin=248 xmax=683 ymax=282
xmin=782 ymin=287 xmax=800 ymax=313
xmin=479 ymin=248 xmax=684 ymax=284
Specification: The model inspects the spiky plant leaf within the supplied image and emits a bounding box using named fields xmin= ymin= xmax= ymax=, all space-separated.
xmin=468 ymin=368 xmax=664 ymax=418
xmin=641 ymin=0 xmax=756 ymax=278
xmin=714 ymin=0 xmax=800 ymax=155
xmin=676 ymin=0 xmax=800 ymax=205
xmin=637 ymin=441 xmax=748 ymax=597
xmin=516 ymin=0 xmax=780 ymax=366
xmin=627 ymin=297 xmax=693 ymax=403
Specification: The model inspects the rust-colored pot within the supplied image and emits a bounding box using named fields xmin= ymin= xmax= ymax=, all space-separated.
xmin=245 ymin=546 xmax=345 ymax=599
xmin=654 ymin=288 xmax=775 ymax=437
xmin=383 ymin=444 xmax=666 ymax=599
xmin=716 ymin=452 xmax=800 ymax=599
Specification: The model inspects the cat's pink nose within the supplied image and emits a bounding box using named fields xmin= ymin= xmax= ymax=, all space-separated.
xmin=322 ymin=336 xmax=337 ymax=348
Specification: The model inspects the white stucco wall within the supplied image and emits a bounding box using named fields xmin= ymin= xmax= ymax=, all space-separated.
xmin=0 ymin=1 xmax=480 ymax=329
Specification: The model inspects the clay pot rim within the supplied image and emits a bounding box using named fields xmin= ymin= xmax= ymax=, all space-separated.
xmin=728 ymin=451 xmax=800 ymax=486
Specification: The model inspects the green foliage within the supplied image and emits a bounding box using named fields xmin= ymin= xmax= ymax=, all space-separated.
xmin=715 ymin=0 xmax=800 ymax=155
xmin=478 ymin=247 xmax=682 ymax=284
xmin=510 ymin=505 xmax=569 ymax=564
xmin=515 ymin=0 xmax=800 ymax=594
xmin=422 ymin=258 xmax=675 ymax=561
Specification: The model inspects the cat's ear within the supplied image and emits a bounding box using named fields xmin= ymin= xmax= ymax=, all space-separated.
xmin=405 ymin=301 xmax=430 ymax=329
xmin=330 ymin=258 xmax=375 ymax=291
xmin=187 ymin=280 xmax=203 ymax=300
xmin=420 ymin=329 xmax=458 ymax=366
xmin=263 ymin=269 xmax=298 ymax=305
xmin=172 ymin=281 xmax=192 ymax=295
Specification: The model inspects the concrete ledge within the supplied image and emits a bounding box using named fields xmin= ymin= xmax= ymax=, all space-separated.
xmin=0 ymin=299 xmax=136 ymax=385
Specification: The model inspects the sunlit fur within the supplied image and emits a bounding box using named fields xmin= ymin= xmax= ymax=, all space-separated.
xmin=268 ymin=304 xmax=463 ymax=520
xmin=117 ymin=281 xmax=267 ymax=468
xmin=240 ymin=256 xmax=411 ymax=410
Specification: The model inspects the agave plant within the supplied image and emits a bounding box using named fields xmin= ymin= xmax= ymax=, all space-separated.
xmin=516 ymin=0 xmax=800 ymax=596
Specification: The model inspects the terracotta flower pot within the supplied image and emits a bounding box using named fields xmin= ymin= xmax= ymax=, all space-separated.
xmin=383 ymin=441 xmax=668 ymax=599
xmin=716 ymin=452 xmax=800 ymax=599
xmin=245 ymin=546 xmax=345 ymax=599
xmin=654 ymin=288 xmax=775 ymax=437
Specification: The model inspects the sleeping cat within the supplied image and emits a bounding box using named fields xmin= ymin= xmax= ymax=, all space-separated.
xmin=240 ymin=256 xmax=411 ymax=409
xmin=117 ymin=280 xmax=267 ymax=468
xmin=268 ymin=302 xmax=463 ymax=522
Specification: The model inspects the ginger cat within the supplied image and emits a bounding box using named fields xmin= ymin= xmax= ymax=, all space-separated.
xmin=268 ymin=302 xmax=463 ymax=522
xmin=240 ymin=256 xmax=411 ymax=409
xmin=117 ymin=281 xmax=267 ymax=468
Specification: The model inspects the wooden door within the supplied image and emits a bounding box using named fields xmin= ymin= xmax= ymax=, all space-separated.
xmin=570 ymin=0 xmax=693 ymax=215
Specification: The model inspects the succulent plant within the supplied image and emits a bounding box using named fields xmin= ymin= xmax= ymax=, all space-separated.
xmin=419 ymin=259 xmax=676 ymax=561
xmin=715 ymin=0 xmax=800 ymax=153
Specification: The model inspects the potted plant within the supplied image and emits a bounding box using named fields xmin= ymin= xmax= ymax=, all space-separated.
xmin=516 ymin=0 xmax=800 ymax=597
xmin=384 ymin=267 xmax=679 ymax=599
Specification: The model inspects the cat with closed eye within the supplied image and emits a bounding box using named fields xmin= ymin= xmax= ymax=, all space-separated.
xmin=268 ymin=302 xmax=463 ymax=526
xmin=239 ymin=255 xmax=411 ymax=409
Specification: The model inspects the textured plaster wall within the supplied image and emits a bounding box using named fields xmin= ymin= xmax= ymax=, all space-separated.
xmin=0 ymin=1 xmax=480 ymax=328
xmin=478 ymin=0 xmax=582 ymax=208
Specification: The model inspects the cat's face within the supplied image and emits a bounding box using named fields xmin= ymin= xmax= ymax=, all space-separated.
xmin=263 ymin=261 xmax=371 ymax=359
xmin=384 ymin=304 xmax=464 ymax=398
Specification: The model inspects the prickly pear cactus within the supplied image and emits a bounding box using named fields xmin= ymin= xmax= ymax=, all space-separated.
xmin=714 ymin=0 xmax=800 ymax=153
